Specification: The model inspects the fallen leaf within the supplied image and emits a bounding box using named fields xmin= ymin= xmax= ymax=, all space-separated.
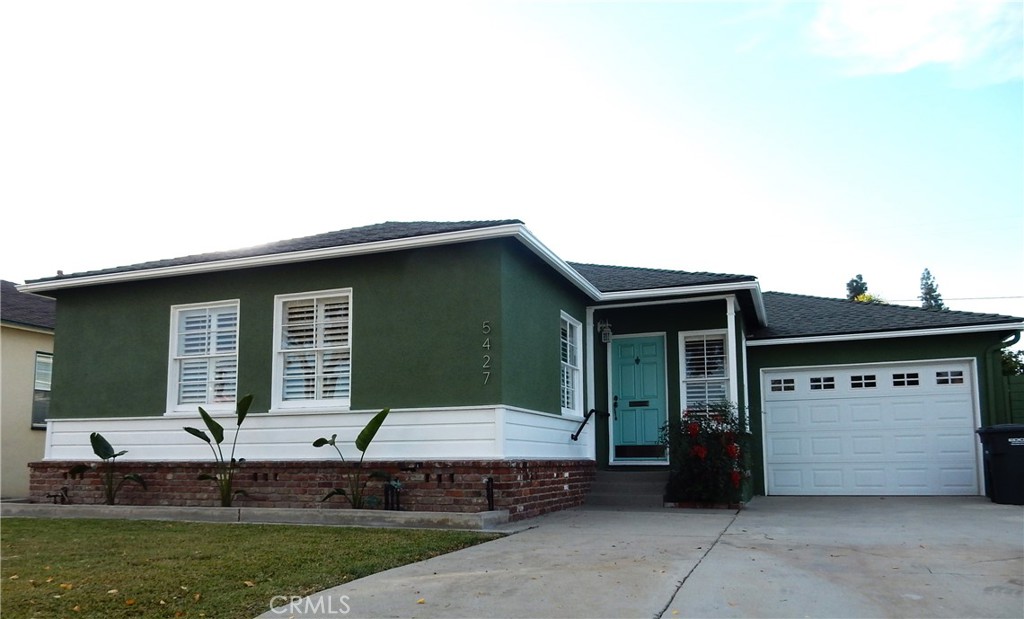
xmin=243 ymin=580 xmax=255 ymax=587
xmin=60 ymin=583 xmax=74 ymax=590
xmin=72 ymin=605 xmax=81 ymax=612
xmin=107 ymin=589 xmax=119 ymax=595
xmin=46 ymin=577 xmax=54 ymax=583
xmin=417 ymin=598 xmax=425 ymax=604
xmin=194 ymin=592 xmax=202 ymax=602
xmin=125 ymin=599 xmax=136 ymax=606
xmin=9 ymin=575 xmax=19 ymax=580
xmin=160 ymin=600 xmax=167 ymax=605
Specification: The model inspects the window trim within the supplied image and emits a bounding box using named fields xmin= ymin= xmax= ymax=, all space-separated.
xmin=560 ymin=311 xmax=583 ymax=417
xmin=271 ymin=288 xmax=353 ymax=412
xmin=31 ymin=351 xmax=53 ymax=429
xmin=166 ymin=299 xmax=240 ymax=414
xmin=679 ymin=329 xmax=731 ymax=412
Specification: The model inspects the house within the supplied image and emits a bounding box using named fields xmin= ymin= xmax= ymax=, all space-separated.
xmin=18 ymin=221 xmax=1023 ymax=516
xmin=1 ymin=279 xmax=56 ymax=498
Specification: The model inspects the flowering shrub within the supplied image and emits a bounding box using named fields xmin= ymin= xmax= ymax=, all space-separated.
xmin=662 ymin=402 xmax=752 ymax=505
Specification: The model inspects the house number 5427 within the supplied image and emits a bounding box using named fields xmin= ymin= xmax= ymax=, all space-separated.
xmin=482 ymin=320 xmax=493 ymax=385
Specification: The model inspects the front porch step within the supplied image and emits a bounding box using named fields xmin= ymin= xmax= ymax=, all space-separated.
xmin=585 ymin=470 xmax=668 ymax=508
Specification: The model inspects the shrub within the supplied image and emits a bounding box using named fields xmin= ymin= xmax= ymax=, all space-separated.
xmin=662 ymin=402 xmax=752 ymax=505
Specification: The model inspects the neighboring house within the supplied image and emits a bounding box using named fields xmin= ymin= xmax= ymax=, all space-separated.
xmin=1 ymin=279 xmax=56 ymax=498
xmin=18 ymin=221 xmax=1023 ymax=515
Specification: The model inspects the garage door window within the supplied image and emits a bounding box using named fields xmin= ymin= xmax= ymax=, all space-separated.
xmin=851 ymin=374 xmax=877 ymax=389
xmin=893 ymin=372 xmax=920 ymax=387
xmin=936 ymin=370 xmax=964 ymax=385
xmin=810 ymin=376 xmax=835 ymax=390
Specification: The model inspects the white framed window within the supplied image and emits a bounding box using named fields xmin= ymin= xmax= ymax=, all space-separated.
xmin=560 ymin=312 xmax=582 ymax=416
xmin=168 ymin=300 xmax=239 ymax=412
xmin=680 ymin=331 xmax=729 ymax=411
xmin=31 ymin=352 xmax=53 ymax=428
xmin=273 ymin=289 xmax=352 ymax=410
xmin=810 ymin=376 xmax=836 ymax=390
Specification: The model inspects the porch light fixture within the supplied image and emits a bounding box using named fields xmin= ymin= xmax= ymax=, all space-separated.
xmin=597 ymin=320 xmax=613 ymax=343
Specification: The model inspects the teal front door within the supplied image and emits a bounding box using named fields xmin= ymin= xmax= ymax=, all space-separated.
xmin=611 ymin=336 xmax=667 ymax=462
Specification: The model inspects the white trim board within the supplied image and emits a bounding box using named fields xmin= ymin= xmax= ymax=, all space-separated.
xmin=44 ymin=405 xmax=594 ymax=463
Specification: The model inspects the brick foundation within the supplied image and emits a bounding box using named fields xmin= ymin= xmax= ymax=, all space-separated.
xmin=28 ymin=459 xmax=596 ymax=521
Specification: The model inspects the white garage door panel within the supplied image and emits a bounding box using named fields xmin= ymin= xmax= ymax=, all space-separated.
xmin=764 ymin=361 xmax=979 ymax=496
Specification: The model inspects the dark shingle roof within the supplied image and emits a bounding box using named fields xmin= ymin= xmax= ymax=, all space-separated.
xmin=26 ymin=220 xmax=523 ymax=284
xmin=1 ymin=279 xmax=56 ymax=330
xmin=568 ymin=262 xmax=756 ymax=293
xmin=751 ymin=291 xmax=1022 ymax=340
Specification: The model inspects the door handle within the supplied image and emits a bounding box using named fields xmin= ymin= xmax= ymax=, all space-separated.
xmin=612 ymin=395 xmax=618 ymax=420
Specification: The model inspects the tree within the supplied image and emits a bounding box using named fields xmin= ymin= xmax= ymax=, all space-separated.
xmin=919 ymin=268 xmax=945 ymax=310
xmin=1003 ymin=349 xmax=1024 ymax=376
xmin=846 ymin=274 xmax=868 ymax=300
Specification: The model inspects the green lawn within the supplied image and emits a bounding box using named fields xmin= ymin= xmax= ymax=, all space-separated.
xmin=1 ymin=518 xmax=499 ymax=618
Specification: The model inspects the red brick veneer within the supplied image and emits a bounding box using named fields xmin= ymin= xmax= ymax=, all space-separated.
xmin=29 ymin=459 xmax=596 ymax=521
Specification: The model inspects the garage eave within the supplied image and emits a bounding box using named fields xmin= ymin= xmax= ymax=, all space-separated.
xmin=746 ymin=321 xmax=1024 ymax=347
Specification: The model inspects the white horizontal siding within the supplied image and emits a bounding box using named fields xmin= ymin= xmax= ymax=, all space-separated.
xmin=44 ymin=406 xmax=595 ymax=462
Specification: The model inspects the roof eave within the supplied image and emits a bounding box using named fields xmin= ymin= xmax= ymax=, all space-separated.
xmin=596 ymin=280 xmax=768 ymax=326
xmin=746 ymin=321 xmax=1024 ymax=346
xmin=17 ymin=223 xmax=607 ymax=299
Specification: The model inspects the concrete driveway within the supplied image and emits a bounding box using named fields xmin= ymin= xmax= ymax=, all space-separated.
xmin=257 ymin=497 xmax=1023 ymax=619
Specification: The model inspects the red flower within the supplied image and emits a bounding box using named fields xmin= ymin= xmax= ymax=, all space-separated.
xmin=726 ymin=443 xmax=741 ymax=459
xmin=688 ymin=422 xmax=700 ymax=438
xmin=690 ymin=444 xmax=708 ymax=460
xmin=730 ymin=470 xmax=742 ymax=488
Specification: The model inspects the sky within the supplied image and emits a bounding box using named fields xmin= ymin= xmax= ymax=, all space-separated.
xmin=2 ymin=1 xmax=1022 ymax=331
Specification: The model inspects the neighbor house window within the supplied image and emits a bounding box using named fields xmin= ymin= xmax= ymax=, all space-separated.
xmin=681 ymin=332 xmax=728 ymax=410
xmin=31 ymin=352 xmax=53 ymax=428
xmin=560 ymin=313 xmax=582 ymax=415
xmin=169 ymin=301 xmax=239 ymax=411
xmin=273 ymin=289 xmax=351 ymax=409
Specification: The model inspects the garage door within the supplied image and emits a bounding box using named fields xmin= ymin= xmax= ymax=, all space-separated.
xmin=763 ymin=361 xmax=979 ymax=495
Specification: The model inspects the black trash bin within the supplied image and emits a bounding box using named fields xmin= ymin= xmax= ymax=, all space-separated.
xmin=976 ymin=424 xmax=1024 ymax=505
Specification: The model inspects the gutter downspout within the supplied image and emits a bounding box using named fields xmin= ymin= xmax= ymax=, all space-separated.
xmin=986 ymin=332 xmax=1021 ymax=425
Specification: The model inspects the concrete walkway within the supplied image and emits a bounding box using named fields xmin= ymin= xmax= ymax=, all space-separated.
xmin=256 ymin=497 xmax=1023 ymax=619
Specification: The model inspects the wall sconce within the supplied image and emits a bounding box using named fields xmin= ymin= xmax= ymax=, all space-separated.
xmin=597 ymin=320 xmax=613 ymax=343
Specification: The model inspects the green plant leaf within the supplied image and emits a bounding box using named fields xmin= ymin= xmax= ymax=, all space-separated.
xmin=122 ymin=473 xmax=146 ymax=489
xmin=183 ymin=426 xmax=211 ymax=443
xmin=312 ymin=434 xmax=337 ymax=448
xmin=90 ymin=432 xmax=116 ymax=460
xmin=320 ymin=488 xmax=346 ymax=502
xmin=355 ymin=409 xmax=390 ymax=453
xmin=235 ymin=394 xmax=253 ymax=427
xmin=68 ymin=464 xmax=90 ymax=479
xmin=198 ymin=407 xmax=225 ymax=444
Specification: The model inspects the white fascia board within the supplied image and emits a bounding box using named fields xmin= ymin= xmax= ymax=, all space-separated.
xmin=597 ymin=280 xmax=768 ymax=326
xmin=17 ymin=224 xmax=561 ymax=292
xmin=746 ymin=321 xmax=1024 ymax=347
xmin=514 ymin=227 xmax=603 ymax=299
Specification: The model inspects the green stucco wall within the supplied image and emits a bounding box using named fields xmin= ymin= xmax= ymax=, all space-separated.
xmin=744 ymin=331 xmax=1013 ymax=495
xmin=48 ymin=239 xmax=589 ymax=419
